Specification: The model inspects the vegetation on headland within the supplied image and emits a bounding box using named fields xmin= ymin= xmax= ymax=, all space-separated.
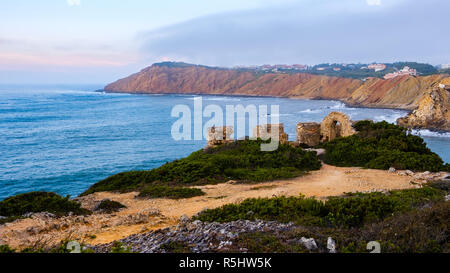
xmin=321 ymin=120 xmax=449 ymax=172
xmin=231 ymin=201 xmax=449 ymax=253
xmin=195 ymin=181 xmax=449 ymax=253
xmin=194 ymin=185 xmax=445 ymax=228
xmin=0 ymin=192 xmax=90 ymax=224
xmin=82 ymin=140 xmax=322 ymax=196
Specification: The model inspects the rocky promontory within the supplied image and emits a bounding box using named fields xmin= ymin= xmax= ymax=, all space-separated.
xmin=397 ymin=82 xmax=450 ymax=131
xmin=105 ymin=62 xmax=450 ymax=131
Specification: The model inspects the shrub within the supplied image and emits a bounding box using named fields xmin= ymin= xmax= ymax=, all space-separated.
xmin=82 ymin=140 xmax=321 ymax=195
xmin=137 ymin=185 xmax=205 ymax=199
xmin=0 ymin=245 xmax=16 ymax=253
xmin=94 ymin=199 xmax=126 ymax=213
xmin=0 ymin=192 xmax=90 ymax=218
xmin=194 ymin=195 xmax=325 ymax=224
xmin=229 ymin=200 xmax=449 ymax=253
xmin=194 ymin=187 xmax=445 ymax=228
xmin=322 ymin=121 xmax=447 ymax=172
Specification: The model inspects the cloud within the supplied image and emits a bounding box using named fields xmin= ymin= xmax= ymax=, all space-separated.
xmin=137 ymin=0 xmax=449 ymax=66
xmin=366 ymin=0 xmax=382 ymax=6
xmin=67 ymin=0 xmax=81 ymax=6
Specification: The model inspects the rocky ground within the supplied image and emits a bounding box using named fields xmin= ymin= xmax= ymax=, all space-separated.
xmin=91 ymin=219 xmax=300 ymax=253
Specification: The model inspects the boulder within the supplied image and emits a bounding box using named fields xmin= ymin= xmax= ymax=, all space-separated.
xmin=327 ymin=237 xmax=337 ymax=253
xmin=300 ymin=237 xmax=318 ymax=251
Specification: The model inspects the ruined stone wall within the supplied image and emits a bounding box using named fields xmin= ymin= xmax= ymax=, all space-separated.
xmin=320 ymin=112 xmax=356 ymax=142
xmin=296 ymin=122 xmax=321 ymax=147
xmin=297 ymin=112 xmax=357 ymax=146
xmin=253 ymin=124 xmax=289 ymax=145
xmin=206 ymin=126 xmax=234 ymax=147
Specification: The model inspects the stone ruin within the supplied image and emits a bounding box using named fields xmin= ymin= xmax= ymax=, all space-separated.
xmin=205 ymin=112 xmax=356 ymax=148
xmin=297 ymin=112 xmax=356 ymax=146
xmin=206 ymin=126 xmax=234 ymax=147
xmin=297 ymin=122 xmax=322 ymax=147
xmin=253 ymin=123 xmax=289 ymax=145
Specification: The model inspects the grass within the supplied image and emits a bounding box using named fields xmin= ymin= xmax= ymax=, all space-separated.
xmin=0 ymin=192 xmax=90 ymax=220
xmin=81 ymin=139 xmax=322 ymax=196
xmin=137 ymin=185 xmax=205 ymax=199
xmin=321 ymin=120 xmax=449 ymax=172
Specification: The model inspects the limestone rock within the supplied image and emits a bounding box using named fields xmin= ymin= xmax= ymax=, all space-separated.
xmin=300 ymin=237 xmax=318 ymax=251
xmin=327 ymin=237 xmax=337 ymax=253
xmin=397 ymin=87 xmax=450 ymax=131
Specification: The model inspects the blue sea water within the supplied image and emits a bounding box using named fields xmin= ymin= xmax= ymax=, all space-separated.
xmin=0 ymin=84 xmax=449 ymax=200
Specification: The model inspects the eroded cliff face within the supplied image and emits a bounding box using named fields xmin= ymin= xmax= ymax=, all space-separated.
xmin=397 ymin=87 xmax=450 ymax=131
xmin=105 ymin=63 xmax=450 ymax=131
xmin=105 ymin=64 xmax=361 ymax=99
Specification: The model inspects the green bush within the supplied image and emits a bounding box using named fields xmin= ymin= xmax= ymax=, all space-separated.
xmin=94 ymin=199 xmax=126 ymax=213
xmin=0 ymin=192 xmax=90 ymax=218
xmin=194 ymin=187 xmax=445 ymax=228
xmin=137 ymin=185 xmax=205 ymax=199
xmin=322 ymin=120 xmax=447 ymax=172
xmin=82 ymin=140 xmax=321 ymax=195
xmin=231 ymin=201 xmax=449 ymax=253
xmin=0 ymin=245 xmax=16 ymax=253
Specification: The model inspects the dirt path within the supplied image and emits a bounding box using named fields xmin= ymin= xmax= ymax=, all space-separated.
xmin=0 ymin=165 xmax=435 ymax=249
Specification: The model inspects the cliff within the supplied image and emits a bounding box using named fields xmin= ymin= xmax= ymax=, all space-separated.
xmin=105 ymin=62 xmax=450 ymax=130
xmin=397 ymin=86 xmax=450 ymax=131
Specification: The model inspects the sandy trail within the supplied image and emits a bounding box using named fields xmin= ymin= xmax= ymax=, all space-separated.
xmin=0 ymin=164 xmax=426 ymax=248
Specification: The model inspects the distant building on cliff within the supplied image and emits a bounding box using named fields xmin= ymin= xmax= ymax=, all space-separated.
xmin=368 ymin=63 xmax=386 ymax=72
xmin=384 ymin=66 xmax=417 ymax=79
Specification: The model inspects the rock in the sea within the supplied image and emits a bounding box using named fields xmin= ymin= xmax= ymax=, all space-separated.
xmin=327 ymin=237 xmax=337 ymax=253
xmin=397 ymin=87 xmax=450 ymax=131
xmin=388 ymin=167 xmax=396 ymax=173
xmin=300 ymin=237 xmax=318 ymax=251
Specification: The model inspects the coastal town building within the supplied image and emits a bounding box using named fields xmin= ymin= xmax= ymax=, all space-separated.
xmin=384 ymin=66 xmax=417 ymax=79
xmin=368 ymin=63 xmax=386 ymax=72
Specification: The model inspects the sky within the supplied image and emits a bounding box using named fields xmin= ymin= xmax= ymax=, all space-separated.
xmin=0 ymin=0 xmax=449 ymax=84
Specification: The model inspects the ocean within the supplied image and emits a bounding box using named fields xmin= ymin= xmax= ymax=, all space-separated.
xmin=0 ymin=84 xmax=449 ymax=200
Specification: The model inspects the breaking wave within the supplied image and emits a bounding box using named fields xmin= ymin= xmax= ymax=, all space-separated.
xmin=411 ymin=129 xmax=450 ymax=138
